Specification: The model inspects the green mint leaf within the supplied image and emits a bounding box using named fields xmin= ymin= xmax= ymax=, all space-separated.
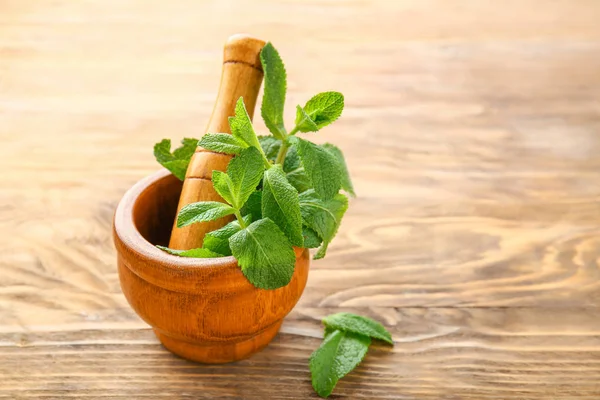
xmin=314 ymin=242 xmax=331 ymax=260
xmin=299 ymin=189 xmax=348 ymax=259
xmin=261 ymin=165 xmax=303 ymax=246
xmin=260 ymin=43 xmax=287 ymax=140
xmin=286 ymin=168 xmax=311 ymax=194
xmin=283 ymin=145 xmax=311 ymax=193
xmin=229 ymin=97 xmax=262 ymax=150
xmin=159 ymin=160 xmax=189 ymax=181
xmin=241 ymin=190 xmax=262 ymax=220
xmin=309 ymin=329 xmax=370 ymax=398
xmin=295 ymin=105 xmax=319 ymax=132
xmin=212 ymin=171 xmax=235 ymax=206
xmin=176 ymin=201 xmax=235 ymax=228
xmin=229 ymin=218 xmax=295 ymax=290
xmin=153 ymin=140 xmax=176 ymax=164
xmin=199 ymin=133 xmax=248 ymax=155
xmin=324 ymin=325 xmax=336 ymax=339
xmin=282 ymin=144 xmax=300 ymax=171
xmin=293 ymin=137 xmax=342 ymax=200
xmin=258 ymin=135 xmax=282 ymax=161
xmin=156 ymin=245 xmax=222 ymax=258
xmin=153 ymin=138 xmax=198 ymax=180
xmin=202 ymin=215 xmax=252 ymax=256
xmin=302 ymin=226 xmax=322 ymax=249
xmin=172 ymin=138 xmax=199 ymax=158
xmin=226 ymin=146 xmax=265 ymax=209
xmin=295 ymin=92 xmax=344 ymax=133
xmin=322 ymin=313 xmax=393 ymax=345
xmin=322 ymin=143 xmax=355 ymax=197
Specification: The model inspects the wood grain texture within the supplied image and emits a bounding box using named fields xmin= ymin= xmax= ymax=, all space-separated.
xmin=1 ymin=0 xmax=600 ymax=398
xmin=2 ymin=308 xmax=600 ymax=399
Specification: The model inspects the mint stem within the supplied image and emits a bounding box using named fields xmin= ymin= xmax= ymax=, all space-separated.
xmin=234 ymin=210 xmax=247 ymax=229
xmin=275 ymin=140 xmax=289 ymax=165
xmin=274 ymin=125 xmax=300 ymax=164
xmin=261 ymin=153 xmax=272 ymax=169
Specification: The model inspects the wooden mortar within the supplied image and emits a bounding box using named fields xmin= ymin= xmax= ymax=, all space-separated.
xmin=169 ymin=34 xmax=265 ymax=250
xmin=113 ymin=170 xmax=310 ymax=363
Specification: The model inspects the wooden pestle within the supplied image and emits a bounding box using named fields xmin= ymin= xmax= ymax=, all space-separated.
xmin=168 ymin=34 xmax=265 ymax=250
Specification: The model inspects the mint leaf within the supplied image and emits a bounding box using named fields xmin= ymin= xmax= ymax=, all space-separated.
xmin=229 ymin=97 xmax=262 ymax=150
xmin=229 ymin=218 xmax=296 ymax=289
xmin=240 ymin=190 xmax=262 ymax=220
xmin=258 ymin=135 xmax=281 ymax=161
xmin=293 ymin=137 xmax=342 ymax=200
xmin=199 ymin=133 xmax=248 ymax=155
xmin=202 ymin=215 xmax=251 ymax=256
xmin=310 ymin=312 xmax=393 ymax=398
xmin=309 ymin=330 xmax=370 ymax=398
xmin=315 ymin=243 xmax=332 ymax=260
xmin=295 ymin=92 xmax=344 ymax=133
xmin=176 ymin=201 xmax=235 ymax=228
xmin=324 ymin=325 xmax=336 ymax=339
xmin=283 ymin=145 xmax=311 ymax=193
xmin=260 ymin=43 xmax=287 ymax=140
xmin=303 ymin=226 xmax=322 ymax=248
xmin=225 ymin=146 xmax=265 ymax=209
xmin=322 ymin=143 xmax=355 ymax=197
xmin=282 ymin=144 xmax=300 ymax=171
xmin=156 ymin=246 xmax=222 ymax=258
xmin=212 ymin=171 xmax=235 ymax=206
xmin=286 ymin=167 xmax=311 ymax=194
xmin=295 ymin=105 xmax=318 ymax=132
xmin=322 ymin=313 xmax=393 ymax=345
xmin=172 ymin=138 xmax=198 ymax=159
xmin=160 ymin=160 xmax=189 ymax=181
xmin=299 ymin=190 xmax=348 ymax=259
xmin=153 ymin=138 xmax=198 ymax=180
xmin=261 ymin=165 xmax=303 ymax=246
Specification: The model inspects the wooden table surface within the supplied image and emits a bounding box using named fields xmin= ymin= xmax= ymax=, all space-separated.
xmin=2 ymin=1 xmax=600 ymax=399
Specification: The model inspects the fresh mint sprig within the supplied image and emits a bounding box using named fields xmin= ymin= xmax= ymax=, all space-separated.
xmin=310 ymin=313 xmax=394 ymax=398
xmin=174 ymin=146 xmax=297 ymax=289
xmin=154 ymin=42 xmax=354 ymax=290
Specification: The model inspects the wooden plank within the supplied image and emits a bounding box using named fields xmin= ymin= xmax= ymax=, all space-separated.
xmin=2 ymin=308 xmax=600 ymax=399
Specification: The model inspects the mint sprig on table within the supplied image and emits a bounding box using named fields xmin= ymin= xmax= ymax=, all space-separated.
xmin=310 ymin=313 xmax=394 ymax=398
xmin=154 ymin=42 xmax=354 ymax=290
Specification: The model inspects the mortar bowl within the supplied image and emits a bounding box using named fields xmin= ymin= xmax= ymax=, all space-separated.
xmin=113 ymin=170 xmax=310 ymax=363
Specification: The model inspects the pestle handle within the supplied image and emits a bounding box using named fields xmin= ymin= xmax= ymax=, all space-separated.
xmin=168 ymin=34 xmax=266 ymax=250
